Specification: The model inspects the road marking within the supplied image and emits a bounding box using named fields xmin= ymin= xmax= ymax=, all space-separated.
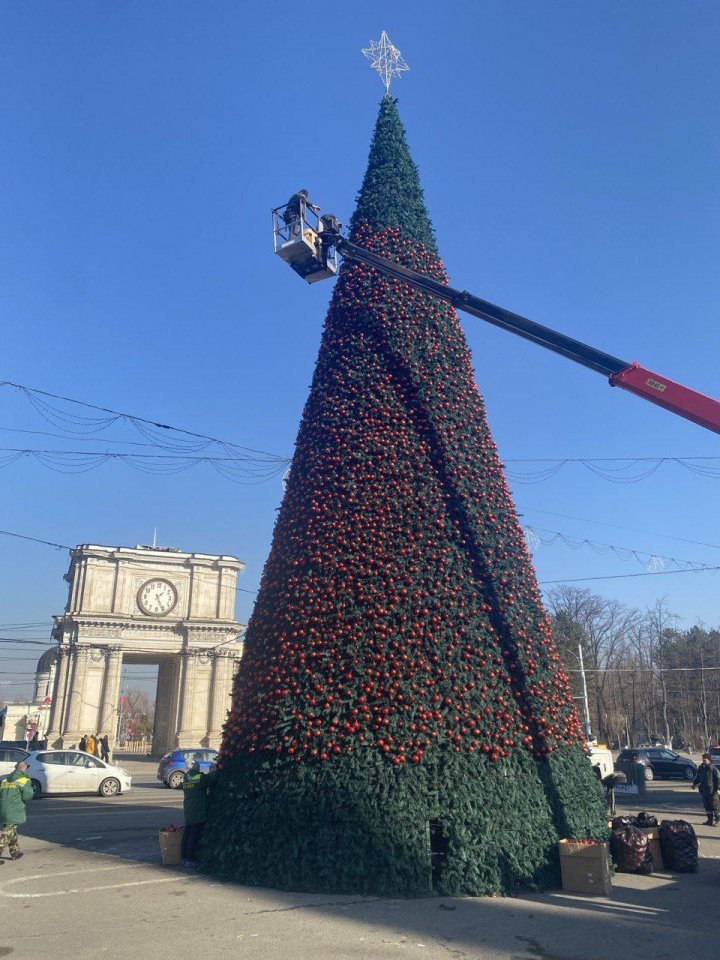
xmin=33 ymin=810 xmax=179 ymax=818
xmin=33 ymin=802 xmax=183 ymax=817
xmin=0 ymin=864 xmax=181 ymax=898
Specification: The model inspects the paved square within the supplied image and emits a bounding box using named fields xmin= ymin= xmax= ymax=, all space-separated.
xmin=2 ymin=760 xmax=717 ymax=960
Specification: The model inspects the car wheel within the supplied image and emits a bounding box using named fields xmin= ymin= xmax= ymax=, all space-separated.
xmin=99 ymin=777 xmax=121 ymax=797
xmin=684 ymin=766 xmax=696 ymax=781
xmin=643 ymin=765 xmax=654 ymax=782
xmin=31 ymin=779 xmax=42 ymax=799
xmin=168 ymin=771 xmax=184 ymax=790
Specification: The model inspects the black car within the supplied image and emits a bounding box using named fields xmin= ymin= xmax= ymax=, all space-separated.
xmin=616 ymin=747 xmax=697 ymax=782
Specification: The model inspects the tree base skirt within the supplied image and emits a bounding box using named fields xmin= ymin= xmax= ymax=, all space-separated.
xmin=202 ymin=744 xmax=607 ymax=897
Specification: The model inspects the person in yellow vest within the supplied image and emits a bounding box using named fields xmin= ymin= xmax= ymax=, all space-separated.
xmin=0 ymin=761 xmax=34 ymax=861
xmin=85 ymin=734 xmax=96 ymax=756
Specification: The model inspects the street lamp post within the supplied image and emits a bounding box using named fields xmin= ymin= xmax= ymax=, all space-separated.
xmin=570 ymin=644 xmax=593 ymax=741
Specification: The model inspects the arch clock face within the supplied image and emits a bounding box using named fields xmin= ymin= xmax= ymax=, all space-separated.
xmin=137 ymin=579 xmax=178 ymax=617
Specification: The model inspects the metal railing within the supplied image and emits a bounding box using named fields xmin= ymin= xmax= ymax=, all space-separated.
xmin=115 ymin=739 xmax=152 ymax=755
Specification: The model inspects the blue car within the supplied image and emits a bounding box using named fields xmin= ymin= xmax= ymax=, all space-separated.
xmin=157 ymin=748 xmax=218 ymax=789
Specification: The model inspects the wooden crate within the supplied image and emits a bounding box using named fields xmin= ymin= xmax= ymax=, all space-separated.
xmin=159 ymin=828 xmax=184 ymax=865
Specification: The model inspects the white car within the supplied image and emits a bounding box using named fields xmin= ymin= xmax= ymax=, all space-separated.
xmin=0 ymin=746 xmax=29 ymax=778
xmin=24 ymin=750 xmax=132 ymax=798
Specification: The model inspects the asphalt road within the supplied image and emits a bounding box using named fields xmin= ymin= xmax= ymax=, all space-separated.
xmin=2 ymin=759 xmax=719 ymax=960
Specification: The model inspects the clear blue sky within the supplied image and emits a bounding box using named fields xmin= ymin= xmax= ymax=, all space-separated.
xmin=2 ymin=1 xmax=719 ymax=697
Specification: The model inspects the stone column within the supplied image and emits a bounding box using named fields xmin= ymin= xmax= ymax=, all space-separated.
xmin=46 ymin=646 xmax=71 ymax=747
xmin=63 ymin=646 xmax=90 ymax=745
xmin=99 ymin=647 xmax=123 ymax=749
xmin=175 ymin=650 xmax=198 ymax=747
xmin=207 ymin=653 xmax=230 ymax=748
xmin=153 ymin=659 xmax=178 ymax=757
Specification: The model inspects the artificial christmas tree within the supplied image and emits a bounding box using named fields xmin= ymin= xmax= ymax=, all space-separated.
xmin=203 ymin=96 xmax=607 ymax=896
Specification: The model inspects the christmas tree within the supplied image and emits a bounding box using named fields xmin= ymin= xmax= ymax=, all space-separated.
xmin=203 ymin=96 xmax=607 ymax=896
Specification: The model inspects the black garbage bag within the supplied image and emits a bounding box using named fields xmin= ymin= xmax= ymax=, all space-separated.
xmin=659 ymin=820 xmax=698 ymax=873
xmin=611 ymin=815 xmax=638 ymax=829
xmin=636 ymin=811 xmax=658 ymax=828
xmin=610 ymin=824 xmax=654 ymax=874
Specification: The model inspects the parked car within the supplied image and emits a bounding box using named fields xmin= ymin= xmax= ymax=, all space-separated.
xmin=616 ymin=747 xmax=697 ymax=782
xmin=708 ymin=747 xmax=720 ymax=768
xmin=157 ymin=748 xmax=218 ymax=789
xmin=24 ymin=750 xmax=132 ymax=797
xmin=0 ymin=746 xmax=29 ymax=778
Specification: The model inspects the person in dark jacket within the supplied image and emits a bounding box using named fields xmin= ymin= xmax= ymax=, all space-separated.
xmin=99 ymin=735 xmax=110 ymax=763
xmin=282 ymin=189 xmax=320 ymax=237
xmin=0 ymin=761 xmax=34 ymax=861
xmin=692 ymin=753 xmax=720 ymax=825
xmin=181 ymin=761 xmax=217 ymax=869
xmin=28 ymin=732 xmax=39 ymax=751
xmin=79 ymin=735 xmax=88 ymax=752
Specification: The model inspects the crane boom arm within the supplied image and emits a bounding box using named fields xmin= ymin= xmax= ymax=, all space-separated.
xmin=330 ymin=232 xmax=720 ymax=437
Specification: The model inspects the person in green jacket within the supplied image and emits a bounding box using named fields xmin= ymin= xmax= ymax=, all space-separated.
xmin=0 ymin=761 xmax=34 ymax=861
xmin=181 ymin=761 xmax=216 ymax=869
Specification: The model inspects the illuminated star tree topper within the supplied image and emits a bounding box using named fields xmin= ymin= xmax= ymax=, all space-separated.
xmin=362 ymin=31 xmax=409 ymax=94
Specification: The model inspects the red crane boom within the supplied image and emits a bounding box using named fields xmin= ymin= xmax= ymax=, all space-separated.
xmin=272 ymin=205 xmax=720 ymax=437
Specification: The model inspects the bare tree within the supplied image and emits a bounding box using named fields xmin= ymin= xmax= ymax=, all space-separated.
xmin=547 ymin=585 xmax=641 ymax=743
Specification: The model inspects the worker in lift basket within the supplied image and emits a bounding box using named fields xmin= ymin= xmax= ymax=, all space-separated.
xmin=181 ymin=760 xmax=217 ymax=869
xmin=283 ymin=188 xmax=320 ymax=239
xmin=0 ymin=761 xmax=34 ymax=862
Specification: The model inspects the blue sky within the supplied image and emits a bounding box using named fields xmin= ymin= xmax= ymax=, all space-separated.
xmin=1 ymin=1 xmax=719 ymax=697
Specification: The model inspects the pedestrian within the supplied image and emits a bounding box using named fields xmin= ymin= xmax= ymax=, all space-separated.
xmin=79 ymin=735 xmax=88 ymax=752
xmin=94 ymin=734 xmax=102 ymax=757
xmin=181 ymin=761 xmax=216 ymax=869
xmin=28 ymin=732 xmax=39 ymax=752
xmin=692 ymin=752 xmax=720 ymax=826
xmin=85 ymin=733 xmax=96 ymax=756
xmin=100 ymin=735 xmax=110 ymax=763
xmin=0 ymin=761 xmax=34 ymax=862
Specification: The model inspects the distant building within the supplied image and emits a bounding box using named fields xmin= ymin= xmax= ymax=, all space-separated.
xmin=0 ymin=649 xmax=56 ymax=744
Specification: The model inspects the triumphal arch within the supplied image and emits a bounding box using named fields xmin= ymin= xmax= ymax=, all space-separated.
xmin=45 ymin=544 xmax=245 ymax=756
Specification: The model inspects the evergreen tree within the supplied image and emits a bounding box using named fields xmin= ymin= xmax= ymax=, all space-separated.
xmin=203 ymin=97 xmax=607 ymax=896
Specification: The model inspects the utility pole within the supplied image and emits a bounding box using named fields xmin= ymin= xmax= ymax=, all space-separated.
xmin=578 ymin=644 xmax=593 ymax=741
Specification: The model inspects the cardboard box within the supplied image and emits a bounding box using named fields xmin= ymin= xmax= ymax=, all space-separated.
xmin=640 ymin=827 xmax=662 ymax=869
xmin=558 ymin=840 xmax=612 ymax=896
xmin=159 ymin=828 xmax=184 ymax=865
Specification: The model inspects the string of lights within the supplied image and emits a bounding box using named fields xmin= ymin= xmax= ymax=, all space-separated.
xmin=506 ymin=456 xmax=720 ymax=484
xmin=4 ymin=379 xmax=720 ymax=487
xmin=520 ymin=506 xmax=720 ymax=552
xmin=2 ymin=519 xmax=720 ymax=604
xmin=522 ymin=524 xmax=717 ymax=574
xmin=0 ymin=447 xmax=287 ymax=483
xmin=0 ymin=379 xmax=290 ymax=461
